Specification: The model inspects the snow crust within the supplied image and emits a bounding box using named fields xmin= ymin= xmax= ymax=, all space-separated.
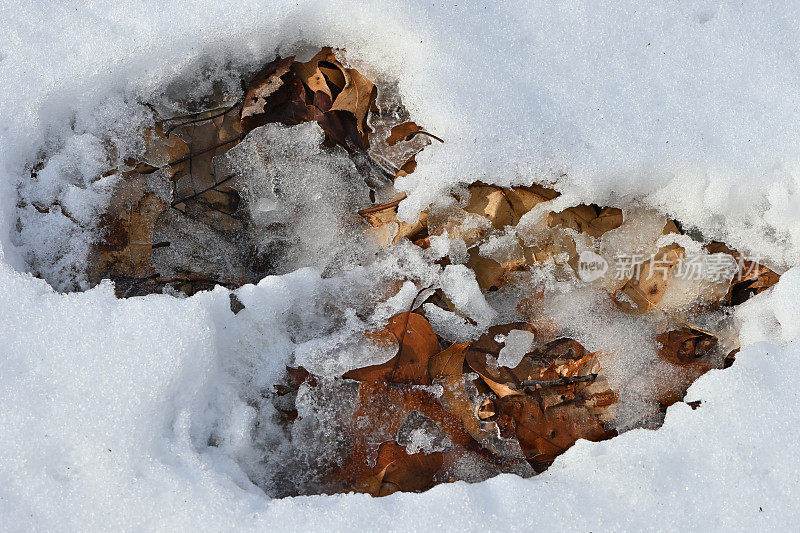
xmin=2 ymin=0 xmax=800 ymax=530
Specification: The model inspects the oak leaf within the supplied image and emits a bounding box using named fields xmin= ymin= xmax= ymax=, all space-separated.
xmin=360 ymin=441 xmax=443 ymax=496
xmin=344 ymin=312 xmax=440 ymax=385
xmin=656 ymin=328 xmax=713 ymax=407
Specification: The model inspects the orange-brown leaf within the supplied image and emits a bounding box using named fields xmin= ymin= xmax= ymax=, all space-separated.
xmin=359 ymin=441 xmax=443 ymax=496
xmin=329 ymin=67 xmax=377 ymax=141
xmin=494 ymin=393 xmax=615 ymax=472
xmin=656 ymin=328 xmax=713 ymax=406
xmin=614 ymin=244 xmax=685 ymax=313
xmin=358 ymin=195 xmax=428 ymax=247
xmin=547 ymin=205 xmax=623 ymax=239
xmin=291 ymin=47 xmax=340 ymax=99
xmin=344 ymin=312 xmax=440 ymax=385
xmin=428 ymin=342 xmax=470 ymax=380
xmin=463 ymin=323 xmax=536 ymax=398
xmin=387 ymin=122 xmax=424 ymax=146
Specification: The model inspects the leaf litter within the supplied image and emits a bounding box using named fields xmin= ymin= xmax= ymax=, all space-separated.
xmin=19 ymin=47 xmax=783 ymax=497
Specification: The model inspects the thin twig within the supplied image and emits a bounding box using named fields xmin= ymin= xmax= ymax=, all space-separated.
xmin=191 ymin=197 xmax=241 ymax=220
xmin=171 ymin=174 xmax=236 ymax=207
xmin=154 ymin=277 xmax=229 ymax=286
xmin=164 ymin=102 xmax=242 ymax=136
xmin=407 ymin=130 xmax=445 ymax=143
xmin=166 ymin=135 xmax=244 ymax=168
xmin=161 ymin=102 xmax=240 ymax=123
xmin=520 ymin=373 xmax=598 ymax=388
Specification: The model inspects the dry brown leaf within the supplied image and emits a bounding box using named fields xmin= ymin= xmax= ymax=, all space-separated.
xmin=463 ymin=184 xmax=515 ymax=231
xmin=663 ymin=219 xmax=681 ymax=235
xmin=94 ymin=90 xmax=247 ymax=296
xmin=456 ymin=183 xmax=559 ymax=244
xmin=241 ymin=73 xmax=313 ymax=133
xmin=427 ymin=342 xmax=513 ymax=451
xmin=704 ymin=241 xmax=780 ymax=305
xmin=494 ymin=392 xmax=615 ymax=472
xmin=464 ymin=323 xmax=536 ymax=398
xmin=300 ymin=67 xmax=334 ymax=99
xmin=240 ymin=49 xmax=373 ymax=151
xmin=464 ymin=328 xmax=617 ymax=426
xmin=465 ymin=247 xmax=528 ymax=291
xmin=329 ymin=67 xmax=377 ymax=144
xmin=397 ymin=156 xmax=417 ymax=178
xmin=614 ymin=243 xmax=685 ymax=313
xmin=358 ymin=195 xmax=428 ymax=247
xmin=658 ymin=328 xmax=717 ymax=362
xmin=290 ymin=47 xmax=340 ymax=99
xmin=485 ymin=338 xmax=616 ymax=471
xmin=364 ymin=441 xmax=443 ymax=496
xmin=94 ymin=183 xmax=167 ymax=287
xmin=344 ymin=312 xmax=440 ymax=385
xmin=319 ymin=63 xmax=346 ymax=89
xmin=731 ymin=262 xmax=780 ymax=304
xmin=387 ymin=122 xmax=424 ymax=146
xmin=547 ymin=205 xmax=624 ymax=238
xmin=656 ymin=328 xmax=713 ymax=406
xmin=428 ymin=342 xmax=470 ymax=380
xmin=337 ymin=380 xmax=493 ymax=496
xmin=241 ymin=56 xmax=296 ymax=120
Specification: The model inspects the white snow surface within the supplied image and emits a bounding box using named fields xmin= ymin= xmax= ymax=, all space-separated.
xmin=2 ymin=1 xmax=800 ymax=530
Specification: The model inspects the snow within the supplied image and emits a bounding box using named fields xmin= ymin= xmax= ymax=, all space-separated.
xmin=2 ymin=0 xmax=800 ymax=530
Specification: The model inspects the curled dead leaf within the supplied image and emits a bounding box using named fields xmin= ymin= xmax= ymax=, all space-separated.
xmin=658 ymin=328 xmax=717 ymax=362
xmin=358 ymin=195 xmax=428 ymax=247
xmin=290 ymin=47 xmax=341 ymax=100
xmin=241 ymin=56 xmax=295 ymax=120
xmin=329 ymin=66 xmax=377 ymax=146
xmin=547 ymin=205 xmax=623 ymax=239
xmin=387 ymin=122 xmax=424 ymax=146
xmin=705 ymin=242 xmax=781 ymax=305
xmin=241 ymin=49 xmax=376 ymax=151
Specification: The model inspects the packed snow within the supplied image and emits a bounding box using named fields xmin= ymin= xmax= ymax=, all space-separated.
xmin=2 ymin=0 xmax=800 ymax=530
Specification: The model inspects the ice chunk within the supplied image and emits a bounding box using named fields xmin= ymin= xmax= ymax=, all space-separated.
xmin=497 ymin=329 xmax=535 ymax=368
xmin=227 ymin=122 xmax=374 ymax=277
xmin=439 ymin=264 xmax=496 ymax=327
